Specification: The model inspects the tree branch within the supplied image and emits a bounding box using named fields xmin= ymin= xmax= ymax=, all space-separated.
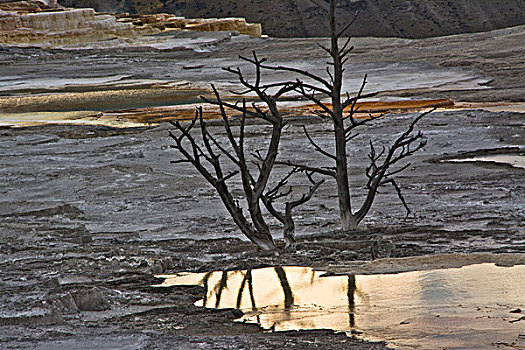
xmin=241 ymin=53 xmax=333 ymax=91
xmin=303 ymin=125 xmax=336 ymax=160
xmin=276 ymin=159 xmax=337 ymax=178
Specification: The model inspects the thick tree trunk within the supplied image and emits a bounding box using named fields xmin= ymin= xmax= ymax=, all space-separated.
xmin=247 ymin=198 xmax=272 ymax=241
xmin=330 ymin=0 xmax=355 ymax=231
xmin=334 ymin=121 xmax=356 ymax=231
xmin=216 ymin=183 xmax=276 ymax=251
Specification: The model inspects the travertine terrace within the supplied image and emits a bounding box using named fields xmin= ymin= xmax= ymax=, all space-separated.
xmin=0 ymin=0 xmax=261 ymax=48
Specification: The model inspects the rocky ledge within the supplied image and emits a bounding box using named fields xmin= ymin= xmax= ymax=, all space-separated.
xmin=0 ymin=0 xmax=262 ymax=48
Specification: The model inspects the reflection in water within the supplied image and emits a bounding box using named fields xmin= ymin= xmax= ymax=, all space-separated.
xmin=347 ymin=275 xmax=356 ymax=328
xmin=155 ymin=264 xmax=525 ymax=349
xmin=418 ymin=270 xmax=455 ymax=304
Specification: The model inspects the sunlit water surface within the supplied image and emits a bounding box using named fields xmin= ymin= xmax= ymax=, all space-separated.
xmin=155 ymin=264 xmax=525 ymax=349
xmin=446 ymin=154 xmax=525 ymax=169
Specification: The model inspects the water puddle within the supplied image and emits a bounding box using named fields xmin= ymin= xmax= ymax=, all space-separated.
xmin=0 ymin=75 xmax=134 ymax=94
xmin=155 ymin=264 xmax=525 ymax=349
xmin=445 ymin=154 xmax=525 ymax=169
xmin=0 ymin=111 xmax=148 ymax=128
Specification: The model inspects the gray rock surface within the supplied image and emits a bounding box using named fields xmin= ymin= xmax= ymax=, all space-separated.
xmin=1 ymin=108 xmax=523 ymax=349
xmin=1 ymin=18 xmax=524 ymax=350
xmin=58 ymin=0 xmax=525 ymax=38
xmin=72 ymin=287 xmax=110 ymax=311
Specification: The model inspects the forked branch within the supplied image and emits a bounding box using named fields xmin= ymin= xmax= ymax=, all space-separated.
xmin=356 ymin=110 xmax=431 ymax=223
xmin=262 ymin=170 xmax=325 ymax=249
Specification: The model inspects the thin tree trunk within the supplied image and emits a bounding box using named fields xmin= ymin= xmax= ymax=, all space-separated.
xmin=283 ymin=204 xmax=296 ymax=249
xmin=247 ymin=198 xmax=272 ymax=244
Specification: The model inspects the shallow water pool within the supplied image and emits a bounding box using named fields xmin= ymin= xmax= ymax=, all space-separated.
xmin=446 ymin=154 xmax=525 ymax=169
xmin=155 ymin=263 xmax=525 ymax=349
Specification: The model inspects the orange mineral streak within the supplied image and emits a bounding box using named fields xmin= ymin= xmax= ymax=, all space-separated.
xmin=292 ymin=98 xmax=454 ymax=119
xmin=344 ymin=98 xmax=454 ymax=113
xmin=111 ymin=98 xmax=455 ymax=125
xmin=0 ymin=95 xmax=457 ymax=128
xmin=105 ymin=104 xmax=224 ymax=124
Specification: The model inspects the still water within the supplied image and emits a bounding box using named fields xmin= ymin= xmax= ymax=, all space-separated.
xmin=446 ymin=154 xmax=525 ymax=169
xmin=155 ymin=264 xmax=525 ymax=349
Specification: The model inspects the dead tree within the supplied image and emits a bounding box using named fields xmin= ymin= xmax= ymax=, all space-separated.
xmin=168 ymin=55 xmax=323 ymax=250
xmin=252 ymin=0 xmax=429 ymax=231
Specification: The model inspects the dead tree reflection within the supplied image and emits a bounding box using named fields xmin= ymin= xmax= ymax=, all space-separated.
xmin=236 ymin=271 xmax=249 ymax=309
xmin=201 ymin=268 xmax=295 ymax=311
xmin=348 ymin=274 xmax=356 ymax=328
xmin=246 ymin=271 xmax=261 ymax=324
xmin=215 ymin=271 xmax=229 ymax=308
xmin=197 ymin=267 xmax=361 ymax=332
xmin=236 ymin=270 xmax=259 ymax=314
xmin=274 ymin=267 xmax=295 ymax=309
xmin=200 ymin=271 xmax=213 ymax=307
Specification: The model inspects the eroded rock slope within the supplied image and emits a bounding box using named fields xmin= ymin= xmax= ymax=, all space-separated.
xmin=58 ymin=0 xmax=525 ymax=38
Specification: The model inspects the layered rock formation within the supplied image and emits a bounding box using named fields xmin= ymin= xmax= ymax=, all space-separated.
xmin=0 ymin=7 xmax=137 ymax=45
xmin=115 ymin=13 xmax=261 ymax=36
xmin=58 ymin=0 xmax=525 ymax=38
xmin=0 ymin=0 xmax=261 ymax=47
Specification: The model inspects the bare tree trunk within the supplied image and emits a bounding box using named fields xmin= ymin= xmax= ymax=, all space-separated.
xmin=247 ymin=120 xmax=284 ymax=241
xmin=169 ymin=55 xmax=321 ymax=251
xmin=334 ymin=120 xmax=355 ymax=231
xmin=282 ymin=204 xmax=296 ymax=249
xmin=270 ymin=0 xmax=428 ymax=231
xmin=263 ymin=170 xmax=324 ymax=250
xmin=204 ymin=162 xmax=277 ymax=250
xmin=330 ymin=0 xmax=355 ymax=231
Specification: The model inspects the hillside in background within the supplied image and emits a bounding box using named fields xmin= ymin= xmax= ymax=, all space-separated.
xmin=57 ymin=0 xmax=525 ymax=38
